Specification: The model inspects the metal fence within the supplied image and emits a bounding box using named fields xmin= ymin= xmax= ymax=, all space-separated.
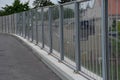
xmin=0 ymin=0 xmax=120 ymax=80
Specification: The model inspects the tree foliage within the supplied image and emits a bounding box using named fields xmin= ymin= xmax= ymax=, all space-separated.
xmin=58 ymin=0 xmax=75 ymax=4
xmin=52 ymin=8 xmax=74 ymax=20
xmin=0 ymin=0 xmax=30 ymax=16
xmin=33 ymin=0 xmax=54 ymax=8
xmin=64 ymin=8 xmax=74 ymax=18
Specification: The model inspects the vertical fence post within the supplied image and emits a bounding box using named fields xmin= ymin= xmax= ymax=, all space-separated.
xmin=3 ymin=16 xmax=4 ymax=33
xmin=48 ymin=7 xmax=53 ymax=54
xmin=5 ymin=16 xmax=7 ymax=33
xmin=11 ymin=15 xmax=12 ymax=33
xmin=41 ymin=7 xmax=45 ymax=49
xmin=27 ymin=12 xmax=29 ymax=38
xmin=8 ymin=15 xmax=9 ymax=33
xmin=16 ymin=14 xmax=18 ymax=34
xmin=13 ymin=14 xmax=14 ymax=34
xmin=18 ymin=14 xmax=19 ymax=35
xmin=5 ymin=16 xmax=6 ymax=33
xmin=74 ymin=2 xmax=81 ymax=72
xmin=101 ymin=0 xmax=109 ymax=80
xmin=27 ymin=12 xmax=29 ymax=39
xmin=15 ymin=13 xmax=17 ymax=34
xmin=21 ymin=13 xmax=23 ymax=37
xmin=35 ymin=9 xmax=38 ymax=44
xmin=31 ymin=10 xmax=34 ymax=42
xmin=2 ymin=16 xmax=3 ymax=33
xmin=14 ymin=14 xmax=16 ymax=34
xmin=16 ymin=14 xmax=18 ymax=35
xmin=12 ymin=14 xmax=14 ymax=34
xmin=4 ymin=16 xmax=5 ymax=33
xmin=6 ymin=16 xmax=8 ymax=33
xmin=26 ymin=12 xmax=28 ymax=39
xmin=8 ymin=16 xmax=9 ymax=33
xmin=22 ymin=12 xmax=25 ymax=37
xmin=14 ymin=14 xmax=15 ymax=34
xmin=11 ymin=14 xmax=13 ymax=33
xmin=2 ymin=16 xmax=3 ymax=32
xmin=11 ymin=15 xmax=12 ymax=34
xmin=25 ymin=12 xmax=27 ymax=38
xmin=17 ymin=14 xmax=19 ymax=35
xmin=59 ymin=5 xmax=64 ymax=61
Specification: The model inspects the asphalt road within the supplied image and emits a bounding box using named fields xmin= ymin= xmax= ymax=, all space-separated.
xmin=0 ymin=34 xmax=61 ymax=80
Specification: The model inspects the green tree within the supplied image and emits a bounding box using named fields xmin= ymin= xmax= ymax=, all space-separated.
xmin=64 ymin=8 xmax=74 ymax=18
xmin=33 ymin=0 xmax=54 ymax=8
xmin=51 ymin=7 xmax=74 ymax=20
xmin=58 ymin=0 xmax=75 ymax=4
xmin=0 ymin=0 xmax=30 ymax=16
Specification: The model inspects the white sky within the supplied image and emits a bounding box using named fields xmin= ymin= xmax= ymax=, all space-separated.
xmin=0 ymin=0 xmax=94 ymax=10
xmin=0 ymin=0 xmax=59 ymax=10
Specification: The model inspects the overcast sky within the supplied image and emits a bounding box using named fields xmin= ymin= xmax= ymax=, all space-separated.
xmin=0 ymin=0 xmax=95 ymax=10
xmin=0 ymin=0 xmax=58 ymax=9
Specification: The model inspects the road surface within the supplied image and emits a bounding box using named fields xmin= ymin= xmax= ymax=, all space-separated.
xmin=0 ymin=34 xmax=61 ymax=80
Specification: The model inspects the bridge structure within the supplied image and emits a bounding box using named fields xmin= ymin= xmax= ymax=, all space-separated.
xmin=0 ymin=0 xmax=120 ymax=80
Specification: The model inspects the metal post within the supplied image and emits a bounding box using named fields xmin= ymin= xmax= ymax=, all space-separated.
xmin=16 ymin=14 xmax=18 ymax=35
xmin=6 ymin=16 xmax=8 ymax=33
xmin=41 ymin=8 xmax=45 ymax=49
xmin=31 ymin=10 xmax=34 ymax=42
xmin=35 ymin=9 xmax=38 ymax=44
xmin=6 ymin=16 xmax=7 ymax=33
xmin=5 ymin=16 xmax=7 ymax=33
xmin=59 ymin=5 xmax=64 ymax=61
xmin=48 ymin=7 xmax=53 ymax=54
xmin=25 ymin=12 xmax=27 ymax=38
xmin=14 ymin=14 xmax=16 ymax=34
xmin=22 ymin=12 xmax=25 ymax=37
xmin=5 ymin=16 xmax=6 ymax=33
xmin=15 ymin=14 xmax=17 ymax=34
xmin=10 ymin=15 xmax=12 ymax=33
xmin=13 ymin=14 xmax=15 ymax=34
xmin=101 ymin=0 xmax=109 ymax=80
xmin=17 ymin=14 xmax=19 ymax=35
xmin=3 ymin=16 xmax=5 ymax=33
xmin=8 ymin=16 xmax=9 ymax=33
xmin=27 ymin=12 xmax=29 ymax=39
xmin=13 ymin=15 xmax=14 ymax=34
xmin=11 ymin=15 xmax=12 ymax=33
xmin=21 ymin=13 xmax=23 ymax=37
xmin=20 ymin=14 xmax=21 ymax=36
xmin=2 ymin=16 xmax=3 ymax=32
xmin=11 ymin=14 xmax=13 ymax=33
xmin=74 ymin=2 xmax=81 ymax=72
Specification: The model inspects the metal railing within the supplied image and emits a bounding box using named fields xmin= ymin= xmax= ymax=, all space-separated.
xmin=0 ymin=0 xmax=119 ymax=80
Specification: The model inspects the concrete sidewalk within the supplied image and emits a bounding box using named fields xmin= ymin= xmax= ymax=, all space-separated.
xmin=0 ymin=34 xmax=61 ymax=80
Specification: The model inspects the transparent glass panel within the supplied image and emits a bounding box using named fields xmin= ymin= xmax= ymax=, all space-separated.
xmin=79 ymin=0 xmax=102 ymax=79
xmin=63 ymin=3 xmax=75 ymax=62
xmin=37 ymin=8 xmax=42 ymax=46
xmin=51 ymin=6 xmax=60 ymax=55
xmin=108 ymin=0 xmax=120 ymax=80
xmin=43 ymin=7 xmax=49 ymax=49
